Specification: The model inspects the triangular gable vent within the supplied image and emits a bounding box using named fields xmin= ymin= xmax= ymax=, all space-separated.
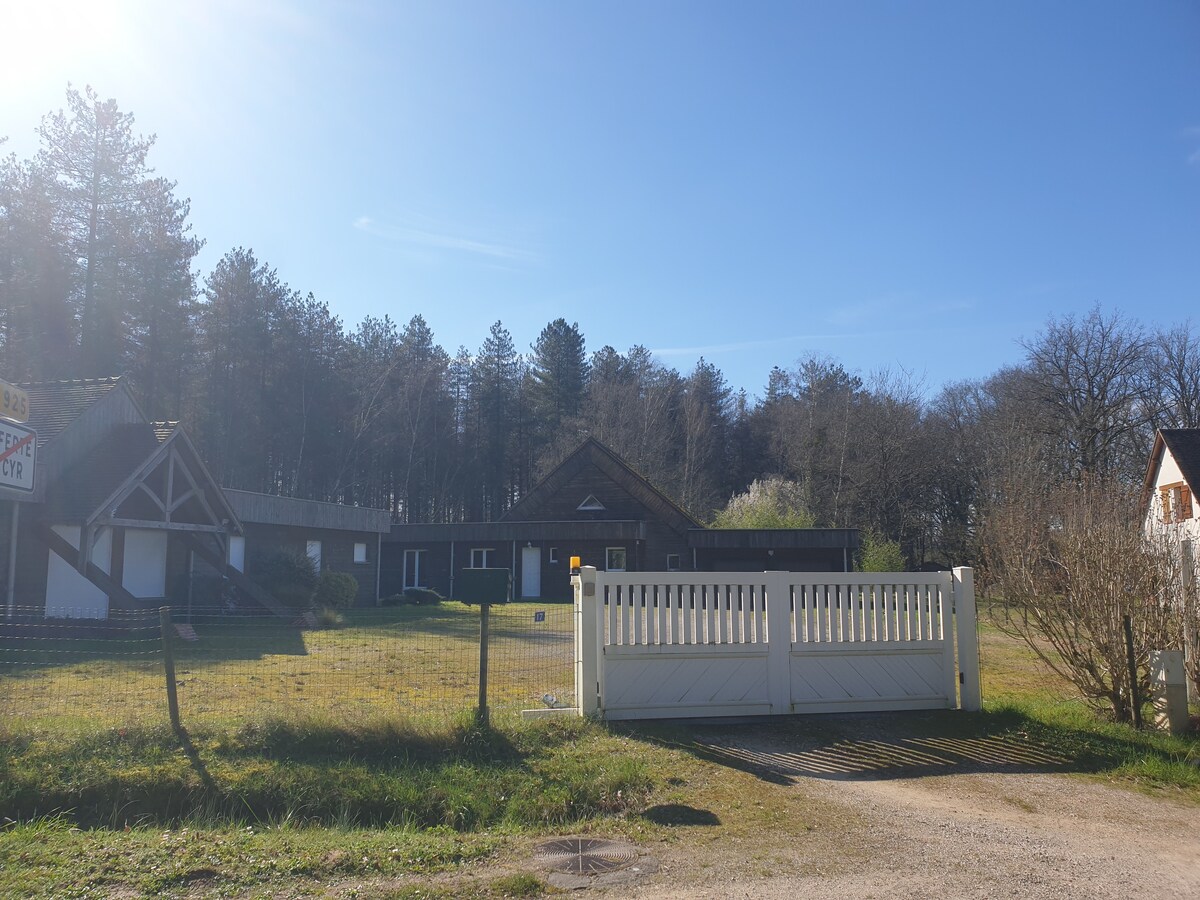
xmin=577 ymin=494 xmax=606 ymax=511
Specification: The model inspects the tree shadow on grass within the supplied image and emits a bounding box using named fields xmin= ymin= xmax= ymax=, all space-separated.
xmin=623 ymin=707 xmax=1184 ymax=785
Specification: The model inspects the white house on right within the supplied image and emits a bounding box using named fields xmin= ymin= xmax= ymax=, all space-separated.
xmin=1142 ymin=428 xmax=1200 ymax=540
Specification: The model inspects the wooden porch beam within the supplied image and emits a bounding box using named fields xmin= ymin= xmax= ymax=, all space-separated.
xmin=106 ymin=518 xmax=226 ymax=534
xmin=181 ymin=533 xmax=291 ymax=619
xmin=37 ymin=523 xmax=141 ymax=611
xmin=134 ymin=481 xmax=167 ymax=512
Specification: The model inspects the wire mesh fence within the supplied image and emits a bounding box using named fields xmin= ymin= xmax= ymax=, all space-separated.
xmin=0 ymin=601 xmax=575 ymax=734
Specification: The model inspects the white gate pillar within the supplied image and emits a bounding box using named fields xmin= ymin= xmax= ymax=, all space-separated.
xmin=573 ymin=566 xmax=601 ymax=717
xmin=953 ymin=567 xmax=982 ymax=711
xmin=765 ymin=573 xmax=792 ymax=715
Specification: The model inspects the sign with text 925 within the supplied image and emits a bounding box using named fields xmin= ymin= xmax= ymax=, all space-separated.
xmin=0 ymin=380 xmax=29 ymax=422
xmin=0 ymin=419 xmax=36 ymax=494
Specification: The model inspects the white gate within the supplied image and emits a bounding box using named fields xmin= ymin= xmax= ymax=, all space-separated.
xmin=572 ymin=568 xmax=980 ymax=720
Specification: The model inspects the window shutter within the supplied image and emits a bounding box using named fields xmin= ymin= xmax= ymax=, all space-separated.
xmin=1183 ymin=485 xmax=1193 ymax=521
xmin=1162 ymin=487 xmax=1172 ymax=523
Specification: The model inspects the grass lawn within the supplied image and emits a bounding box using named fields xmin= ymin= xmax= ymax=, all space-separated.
xmin=2 ymin=598 xmax=1199 ymax=898
xmin=0 ymin=602 xmax=575 ymax=732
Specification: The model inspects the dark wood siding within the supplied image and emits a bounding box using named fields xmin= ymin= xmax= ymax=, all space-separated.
xmin=243 ymin=523 xmax=378 ymax=607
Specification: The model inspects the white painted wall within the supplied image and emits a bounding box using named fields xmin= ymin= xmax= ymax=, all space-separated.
xmin=45 ymin=525 xmax=112 ymax=619
xmin=1145 ymin=447 xmax=1200 ymax=543
xmin=122 ymin=529 xmax=167 ymax=598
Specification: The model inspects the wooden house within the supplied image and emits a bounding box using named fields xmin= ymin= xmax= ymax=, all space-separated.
xmin=381 ymin=438 xmax=859 ymax=602
xmin=224 ymin=490 xmax=391 ymax=608
xmin=0 ymin=377 xmax=389 ymax=620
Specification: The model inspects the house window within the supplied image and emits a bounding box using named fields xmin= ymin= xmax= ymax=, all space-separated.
xmin=1161 ymin=482 xmax=1193 ymax=524
xmin=353 ymin=542 xmax=368 ymax=564
xmin=471 ymin=548 xmax=495 ymax=568
xmin=403 ymin=549 xmax=426 ymax=589
xmin=549 ymin=547 xmax=559 ymax=564
xmin=666 ymin=553 xmax=680 ymax=572
xmin=577 ymin=495 xmax=606 ymax=511
xmin=606 ymin=547 xmax=627 ymax=572
xmin=306 ymin=540 xmax=322 ymax=571
xmin=227 ymin=535 xmax=246 ymax=573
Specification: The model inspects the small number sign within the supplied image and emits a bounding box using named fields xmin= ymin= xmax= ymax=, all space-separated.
xmin=0 ymin=381 xmax=29 ymax=423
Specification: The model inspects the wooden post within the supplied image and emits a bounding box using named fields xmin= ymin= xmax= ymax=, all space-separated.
xmin=953 ymin=567 xmax=982 ymax=711
xmin=1124 ymin=614 xmax=1142 ymax=729
xmin=160 ymin=606 xmax=182 ymax=734
xmin=575 ymin=566 xmax=601 ymax=717
xmin=477 ymin=600 xmax=490 ymax=726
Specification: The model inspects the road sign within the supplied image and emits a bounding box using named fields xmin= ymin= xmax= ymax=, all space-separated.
xmin=0 ymin=380 xmax=29 ymax=423
xmin=0 ymin=419 xmax=36 ymax=494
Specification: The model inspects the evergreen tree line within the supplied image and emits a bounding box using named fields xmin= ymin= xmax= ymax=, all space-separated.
xmin=3 ymin=89 xmax=1197 ymax=565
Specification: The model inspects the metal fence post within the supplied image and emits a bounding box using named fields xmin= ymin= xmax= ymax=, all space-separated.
xmin=159 ymin=606 xmax=183 ymax=734
xmin=477 ymin=600 xmax=490 ymax=726
xmin=1123 ymin=614 xmax=1142 ymax=729
xmin=953 ymin=567 xmax=982 ymax=711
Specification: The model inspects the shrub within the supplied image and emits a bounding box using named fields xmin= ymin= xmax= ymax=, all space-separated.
xmin=711 ymin=477 xmax=815 ymax=529
xmin=983 ymin=475 xmax=1183 ymax=722
xmin=314 ymin=570 xmax=359 ymax=610
xmin=403 ymin=587 xmax=444 ymax=606
xmin=253 ymin=550 xmax=318 ymax=610
xmin=860 ymin=530 xmax=905 ymax=572
xmin=380 ymin=593 xmax=406 ymax=607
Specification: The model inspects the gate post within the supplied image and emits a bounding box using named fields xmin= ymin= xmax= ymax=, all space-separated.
xmin=765 ymin=573 xmax=792 ymax=715
xmin=953 ymin=567 xmax=982 ymax=711
xmin=574 ymin=566 xmax=601 ymax=717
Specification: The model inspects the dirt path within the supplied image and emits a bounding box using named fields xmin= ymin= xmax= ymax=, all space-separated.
xmin=601 ymin=732 xmax=1200 ymax=900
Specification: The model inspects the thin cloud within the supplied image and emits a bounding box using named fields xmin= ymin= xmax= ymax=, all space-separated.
xmin=1185 ymin=126 xmax=1200 ymax=165
xmin=824 ymin=292 xmax=916 ymax=328
xmin=354 ymin=216 xmax=537 ymax=262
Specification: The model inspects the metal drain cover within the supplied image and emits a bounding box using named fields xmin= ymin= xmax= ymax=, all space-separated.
xmin=533 ymin=837 xmax=639 ymax=875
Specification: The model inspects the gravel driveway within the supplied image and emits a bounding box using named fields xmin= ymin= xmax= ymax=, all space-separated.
xmin=601 ymin=720 xmax=1200 ymax=900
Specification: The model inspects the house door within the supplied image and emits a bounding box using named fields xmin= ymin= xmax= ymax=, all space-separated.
xmin=122 ymin=529 xmax=168 ymax=598
xmin=521 ymin=546 xmax=541 ymax=598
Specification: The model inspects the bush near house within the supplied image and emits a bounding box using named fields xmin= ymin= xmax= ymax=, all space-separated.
xmin=314 ymin=571 xmax=359 ymax=609
xmin=403 ymin=587 xmax=445 ymax=606
xmin=253 ymin=550 xmax=318 ymax=610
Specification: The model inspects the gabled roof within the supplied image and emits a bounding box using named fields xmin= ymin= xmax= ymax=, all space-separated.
xmin=1142 ymin=428 xmax=1200 ymax=513
xmin=500 ymin=438 xmax=703 ymax=533
xmin=89 ymin=425 xmax=242 ymax=532
xmin=20 ymin=377 xmax=128 ymax=447
xmin=44 ymin=423 xmax=162 ymax=521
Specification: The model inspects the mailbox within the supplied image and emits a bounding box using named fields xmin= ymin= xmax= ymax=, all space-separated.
xmin=455 ymin=568 xmax=511 ymax=605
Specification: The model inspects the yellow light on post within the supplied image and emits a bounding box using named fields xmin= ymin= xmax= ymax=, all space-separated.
xmin=569 ymin=555 xmax=581 ymax=574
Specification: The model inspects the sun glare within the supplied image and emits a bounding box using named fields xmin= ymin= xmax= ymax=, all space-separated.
xmin=0 ymin=0 xmax=132 ymax=88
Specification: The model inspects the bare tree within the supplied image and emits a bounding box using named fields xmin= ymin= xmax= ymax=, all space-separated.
xmin=1150 ymin=322 xmax=1200 ymax=429
xmin=982 ymin=475 xmax=1182 ymax=721
xmin=1019 ymin=306 xmax=1156 ymax=481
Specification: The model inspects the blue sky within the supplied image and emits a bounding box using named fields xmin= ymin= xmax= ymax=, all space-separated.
xmin=4 ymin=1 xmax=1199 ymax=398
